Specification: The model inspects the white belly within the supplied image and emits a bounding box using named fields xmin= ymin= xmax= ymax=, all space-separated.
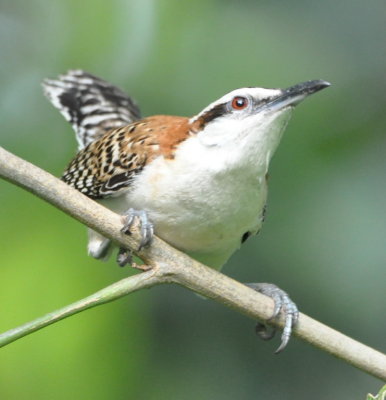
xmin=120 ymin=153 xmax=268 ymax=269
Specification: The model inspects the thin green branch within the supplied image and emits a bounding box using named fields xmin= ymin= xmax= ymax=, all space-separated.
xmin=0 ymin=270 xmax=162 ymax=347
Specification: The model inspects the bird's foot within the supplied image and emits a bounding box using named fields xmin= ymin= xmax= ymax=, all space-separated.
xmin=116 ymin=247 xmax=133 ymax=267
xmin=116 ymin=247 xmax=152 ymax=270
xmin=121 ymin=208 xmax=154 ymax=250
xmin=117 ymin=208 xmax=154 ymax=267
xmin=246 ymin=283 xmax=299 ymax=354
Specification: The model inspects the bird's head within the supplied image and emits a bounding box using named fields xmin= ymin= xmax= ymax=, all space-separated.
xmin=189 ymin=80 xmax=330 ymax=167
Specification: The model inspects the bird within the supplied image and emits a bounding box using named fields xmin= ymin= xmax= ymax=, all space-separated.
xmin=42 ymin=70 xmax=330 ymax=352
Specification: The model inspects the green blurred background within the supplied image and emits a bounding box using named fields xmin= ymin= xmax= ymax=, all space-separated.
xmin=1 ymin=0 xmax=385 ymax=398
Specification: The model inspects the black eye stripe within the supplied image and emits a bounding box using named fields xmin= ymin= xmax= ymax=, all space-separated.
xmin=195 ymin=95 xmax=250 ymax=130
xmin=196 ymin=102 xmax=227 ymax=127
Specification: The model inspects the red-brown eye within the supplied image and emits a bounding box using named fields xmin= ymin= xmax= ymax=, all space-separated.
xmin=231 ymin=96 xmax=249 ymax=110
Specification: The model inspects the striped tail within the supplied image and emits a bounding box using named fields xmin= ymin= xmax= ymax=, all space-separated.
xmin=42 ymin=70 xmax=141 ymax=149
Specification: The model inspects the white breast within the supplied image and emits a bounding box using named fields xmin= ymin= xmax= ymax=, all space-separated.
xmin=121 ymin=135 xmax=268 ymax=269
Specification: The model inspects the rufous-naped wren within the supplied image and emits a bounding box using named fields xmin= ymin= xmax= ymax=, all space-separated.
xmin=43 ymin=70 xmax=329 ymax=352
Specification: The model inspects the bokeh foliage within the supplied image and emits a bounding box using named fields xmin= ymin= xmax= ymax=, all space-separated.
xmin=0 ymin=0 xmax=385 ymax=399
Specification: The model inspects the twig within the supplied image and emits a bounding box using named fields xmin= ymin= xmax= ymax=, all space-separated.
xmin=0 ymin=270 xmax=161 ymax=347
xmin=0 ymin=146 xmax=385 ymax=381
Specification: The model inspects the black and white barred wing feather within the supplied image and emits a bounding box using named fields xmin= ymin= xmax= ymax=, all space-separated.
xmin=42 ymin=70 xmax=141 ymax=149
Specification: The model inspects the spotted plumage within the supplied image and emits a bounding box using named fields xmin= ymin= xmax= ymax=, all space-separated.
xmin=61 ymin=115 xmax=193 ymax=198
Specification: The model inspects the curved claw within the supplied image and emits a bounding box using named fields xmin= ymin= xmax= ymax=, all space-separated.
xmin=122 ymin=208 xmax=136 ymax=230
xmin=121 ymin=208 xmax=154 ymax=251
xmin=139 ymin=213 xmax=154 ymax=251
xmin=246 ymin=282 xmax=299 ymax=353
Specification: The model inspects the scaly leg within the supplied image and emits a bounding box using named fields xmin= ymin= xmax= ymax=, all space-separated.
xmin=245 ymin=283 xmax=299 ymax=353
xmin=117 ymin=208 xmax=154 ymax=267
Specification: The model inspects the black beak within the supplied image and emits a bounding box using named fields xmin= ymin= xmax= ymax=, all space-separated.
xmin=262 ymin=80 xmax=331 ymax=112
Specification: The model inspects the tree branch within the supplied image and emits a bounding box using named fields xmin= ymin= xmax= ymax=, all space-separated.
xmin=0 ymin=146 xmax=385 ymax=381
